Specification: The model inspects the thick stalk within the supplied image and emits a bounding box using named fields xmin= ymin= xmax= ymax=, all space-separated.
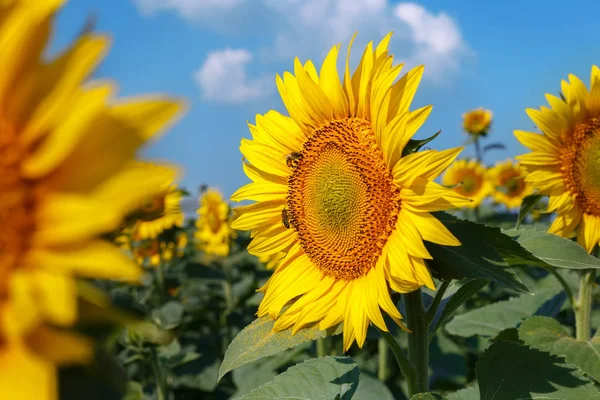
xmin=474 ymin=137 xmax=483 ymax=162
xmin=376 ymin=328 xmax=415 ymax=394
xmin=405 ymin=289 xmax=429 ymax=395
xmin=378 ymin=337 xmax=388 ymax=382
xmin=316 ymin=337 xmax=326 ymax=358
xmin=576 ymin=269 xmax=596 ymax=341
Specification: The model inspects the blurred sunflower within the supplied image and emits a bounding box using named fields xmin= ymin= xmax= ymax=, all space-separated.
xmin=196 ymin=188 xmax=235 ymax=256
xmin=258 ymin=252 xmax=286 ymax=270
xmin=231 ymin=33 xmax=469 ymax=350
xmin=442 ymin=159 xmax=490 ymax=208
xmin=487 ymin=160 xmax=533 ymax=209
xmin=134 ymin=183 xmax=185 ymax=239
xmin=516 ymin=66 xmax=600 ymax=252
xmin=0 ymin=1 xmax=184 ymax=398
xmin=463 ymin=108 xmax=493 ymax=136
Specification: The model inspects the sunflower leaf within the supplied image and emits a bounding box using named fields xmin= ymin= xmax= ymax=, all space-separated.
xmin=446 ymin=385 xmax=480 ymax=400
xmin=218 ymin=315 xmax=342 ymax=380
xmin=516 ymin=193 xmax=544 ymax=228
xmin=482 ymin=142 xmax=506 ymax=153
xmin=410 ymin=394 xmax=448 ymax=400
xmin=476 ymin=342 xmax=600 ymax=400
xmin=445 ymin=285 xmax=564 ymax=338
xmin=519 ymin=316 xmax=600 ymax=381
xmin=427 ymin=213 xmax=529 ymax=293
xmin=354 ymin=373 xmax=395 ymax=400
xmin=503 ymin=228 xmax=600 ymax=269
xmin=402 ymin=130 xmax=441 ymax=156
xmin=236 ymin=356 xmax=359 ymax=400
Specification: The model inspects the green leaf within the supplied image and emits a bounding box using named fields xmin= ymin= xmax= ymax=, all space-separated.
xmin=410 ymin=394 xmax=448 ymax=400
xmin=152 ymin=301 xmax=184 ymax=329
xmin=122 ymin=382 xmax=146 ymax=400
xmin=476 ymin=342 xmax=600 ymax=399
xmin=427 ymin=213 xmax=528 ymax=293
xmin=219 ymin=315 xmax=342 ymax=380
xmin=516 ymin=194 xmax=544 ymax=228
xmin=503 ymin=228 xmax=600 ymax=269
xmin=429 ymin=279 xmax=490 ymax=338
xmin=353 ymin=373 xmax=395 ymax=400
xmin=519 ymin=316 xmax=600 ymax=381
xmin=446 ymin=385 xmax=480 ymax=400
xmin=402 ymin=130 xmax=441 ymax=156
xmin=482 ymin=142 xmax=506 ymax=153
xmin=236 ymin=356 xmax=359 ymax=400
xmin=172 ymin=351 xmax=221 ymax=392
xmin=445 ymin=286 xmax=562 ymax=337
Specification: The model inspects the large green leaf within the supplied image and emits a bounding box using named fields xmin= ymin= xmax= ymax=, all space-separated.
xmin=354 ymin=373 xmax=395 ymax=400
xmin=236 ymin=356 xmax=359 ymax=400
xmin=428 ymin=213 xmax=529 ymax=293
xmin=446 ymin=385 xmax=479 ymax=400
xmin=519 ymin=316 xmax=600 ymax=381
xmin=219 ymin=315 xmax=342 ymax=380
xmin=503 ymin=228 xmax=600 ymax=269
xmin=429 ymin=279 xmax=490 ymax=339
xmin=476 ymin=342 xmax=600 ymax=399
xmin=410 ymin=394 xmax=448 ymax=400
xmin=445 ymin=286 xmax=562 ymax=337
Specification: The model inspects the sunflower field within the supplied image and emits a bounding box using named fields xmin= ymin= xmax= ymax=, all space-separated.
xmin=3 ymin=1 xmax=600 ymax=400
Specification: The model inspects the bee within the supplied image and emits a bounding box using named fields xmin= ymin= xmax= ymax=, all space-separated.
xmin=285 ymin=152 xmax=302 ymax=169
xmin=281 ymin=207 xmax=291 ymax=229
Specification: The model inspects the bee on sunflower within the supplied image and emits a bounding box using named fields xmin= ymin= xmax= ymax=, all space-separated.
xmin=516 ymin=66 xmax=600 ymax=253
xmin=230 ymin=33 xmax=470 ymax=350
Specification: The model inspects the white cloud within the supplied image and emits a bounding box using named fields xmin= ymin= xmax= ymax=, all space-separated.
xmin=131 ymin=0 xmax=244 ymax=19
xmin=193 ymin=49 xmax=271 ymax=103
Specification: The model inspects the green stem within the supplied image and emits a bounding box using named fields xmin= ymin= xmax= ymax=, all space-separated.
xmin=576 ymin=269 xmax=596 ymax=341
xmin=316 ymin=337 xmax=326 ymax=358
xmin=405 ymin=289 xmax=429 ymax=395
xmin=155 ymin=257 xmax=166 ymax=304
xmin=474 ymin=137 xmax=483 ymax=163
xmin=150 ymin=347 xmax=168 ymax=400
xmin=426 ymin=280 xmax=451 ymax=326
xmin=378 ymin=337 xmax=388 ymax=382
xmin=376 ymin=328 xmax=415 ymax=394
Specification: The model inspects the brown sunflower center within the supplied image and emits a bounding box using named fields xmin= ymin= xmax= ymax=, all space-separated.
xmin=455 ymin=172 xmax=481 ymax=196
xmin=207 ymin=207 xmax=222 ymax=233
xmin=0 ymin=119 xmax=35 ymax=292
xmin=498 ymin=171 xmax=525 ymax=197
xmin=563 ymin=117 xmax=600 ymax=216
xmin=286 ymin=118 xmax=400 ymax=281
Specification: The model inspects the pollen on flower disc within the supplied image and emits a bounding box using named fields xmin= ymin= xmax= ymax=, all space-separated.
xmin=286 ymin=118 xmax=401 ymax=281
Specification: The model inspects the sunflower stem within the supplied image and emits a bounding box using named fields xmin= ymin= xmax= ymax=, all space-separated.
xmin=575 ymin=268 xmax=596 ymax=341
xmin=316 ymin=337 xmax=326 ymax=358
xmin=378 ymin=337 xmax=388 ymax=382
xmin=405 ymin=289 xmax=429 ymax=395
xmin=474 ymin=136 xmax=483 ymax=163
xmin=376 ymin=328 xmax=414 ymax=393
xmin=155 ymin=257 xmax=166 ymax=304
xmin=545 ymin=267 xmax=576 ymax=311
xmin=150 ymin=347 xmax=168 ymax=400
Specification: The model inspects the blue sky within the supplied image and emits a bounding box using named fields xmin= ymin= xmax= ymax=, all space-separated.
xmin=52 ymin=0 xmax=600 ymax=200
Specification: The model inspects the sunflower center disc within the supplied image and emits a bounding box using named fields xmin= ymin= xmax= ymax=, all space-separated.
xmin=563 ymin=117 xmax=600 ymax=216
xmin=499 ymin=171 xmax=524 ymax=197
xmin=0 ymin=118 xmax=34 ymax=286
xmin=287 ymin=118 xmax=400 ymax=281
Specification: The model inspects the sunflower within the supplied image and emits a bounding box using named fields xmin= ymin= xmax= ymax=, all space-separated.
xmin=230 ymin=33 xmax=469 ymax=350
xmin=0 ymin=1 xmax=184 ymax=398
xmin=463 ymin=108 xmax=493 ymax=136
xmin=134 ymin=183 xmax=185 ymax=239
xmin=487 ymin=160 xmax=533 ymax=209
xmin=442 ymin=159 xmax=491 ymax=208
xmin=196 ymin=188 xmax=235 ymax=256
xmin=258 ymin=252 xmax=286 ymax=270
xmin=515 ymin=66 xmax=600 ymax=253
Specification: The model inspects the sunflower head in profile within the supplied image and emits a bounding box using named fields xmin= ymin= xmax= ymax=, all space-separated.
xmin=195 ymin=188 xmax=235 ymax=256
xmin=442 ymin=159 xmax=490 ymax=208
xmin=463 ymin=108 xmax=493 ymax=136
xmin=230 ymin=33 xmax=470 ymax=351
xmin=487 ymin=160 xmax=533 ymax=209
xmin=133 ymin=181 xmax=185 ymax=239
xmin=516 ymin=66 xmax=600 ymax=253
xmin=0 ymin=0 xmax=184 ymax=397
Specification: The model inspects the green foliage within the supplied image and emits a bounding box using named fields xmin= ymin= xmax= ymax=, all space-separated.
xmin=503 ymin=228 xmax=600 ymax=269
xmin=476 ymin=342 xmax=600 ymax=399
xmin=410 ymin=394 xmax=447 ymax=400
xmin=427 ymin=213 xmax=531 ymax=293
xmin=236 ymin=356 xmax=359 ymax=400
xmin=402 ymin=130 xmax=441 ymax=156
xmin=445 ymin=286 xmax=563 ymax=337
xmin=219 ymin=314 xmax=343 ymax=380
xmin=519 ymin=316 xmax=600 ymax=381
xmin=353 ymin=373 xmax=395 ymax=400
xmin=517 ymin=194 xmax=544 ymax=228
